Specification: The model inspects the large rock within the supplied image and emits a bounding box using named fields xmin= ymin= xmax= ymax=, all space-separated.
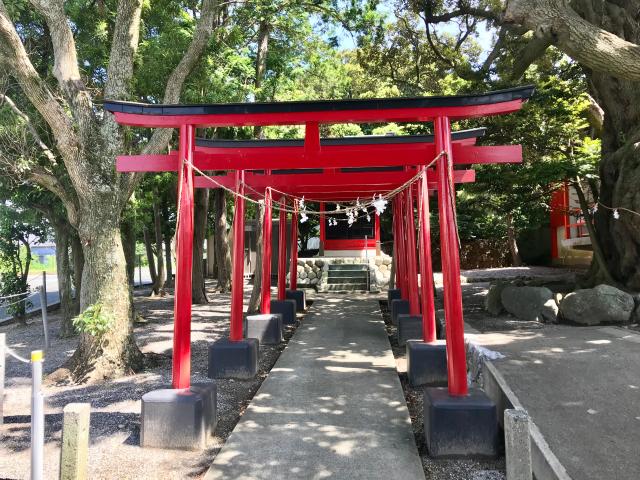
xmin=560 ymin=284 xmax=635 ymax=325
xmin=500 ymin=286 xmax=557 ymax=322
xmin=484 ymin=281 xmax=508 ymax=316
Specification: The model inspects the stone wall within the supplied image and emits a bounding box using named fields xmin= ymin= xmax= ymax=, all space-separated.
xmin=287 ymin=255 xmax=393 ymax=292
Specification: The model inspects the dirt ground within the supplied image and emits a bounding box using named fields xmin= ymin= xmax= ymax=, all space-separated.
xmin=0 ymin=281 xmax=304 ymax=480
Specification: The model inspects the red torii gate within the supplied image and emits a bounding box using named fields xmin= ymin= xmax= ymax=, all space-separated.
xmin=105 ymin=86 xmax=533 ymax=451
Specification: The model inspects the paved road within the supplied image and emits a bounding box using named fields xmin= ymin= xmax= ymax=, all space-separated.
xmin=470 ymin=325 xmax=640 ymax=480
xmin=205 ymin=295 xmax=425 ymax=480
xmin=0 ymin=268 xmax=153 ymax=323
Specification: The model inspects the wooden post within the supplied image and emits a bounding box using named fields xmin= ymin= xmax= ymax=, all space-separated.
xmin=0 ymin=333 xmax=4 ymax=426
xmin=230 ymin=170 xmax=246 ymax=341
xmin=60 ymin=403 xmax=90 ymax=480
xmin=172 ymin=124 xmax=195 ymax=389
xmin=404 ymin=187 xmax=420 ymax=315
xmin=289 ymin=201 xmax=298 ymax=290
xmin=418 ymin=170 xmax=437 ymax=342
xmin=277 ymin=199 xmax=287 ymax=300
xmin=435 ymin=116 xmax=468 ymax=396
xmin=260 ymin=188 xmax=273 ymax=314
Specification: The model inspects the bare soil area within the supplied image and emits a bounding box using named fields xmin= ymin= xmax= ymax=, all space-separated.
xmin=0 ymin=281 xmax=306 ymax=480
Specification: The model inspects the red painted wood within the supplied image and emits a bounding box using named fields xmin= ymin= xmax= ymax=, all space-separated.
xmin=405 ymin=188 xmax=420 ymax=315
xmin=193 ymin=170 xmax=475 ymax=193
xmin=394 ymin=197 xmax=407 ymax=299
xmin=116 ymin=153 xmax=178 ymax=171
xmin=190 ymin=144 xmax=520 ymax=171
xmin=230 ymin=170 xmax=246 ymax=342
xmin=435 ymin=116 xmax=468 ymax=396
xmin=418 ymin=169 xmax=437 ymax=343
xmin=290 ymin=202 xmax=298 ymax=290
xmin=261 ymin=188 xmax=273 ymax=314
xmin=324 ymin=238 xmax=377 ymax=250
xmin=112 ymin=100 xmax=524 ymax=128
xmin=277 ymin=200 xmax=287 ymax=301
xmin=172 ymin=124 xmax=195 ymax=389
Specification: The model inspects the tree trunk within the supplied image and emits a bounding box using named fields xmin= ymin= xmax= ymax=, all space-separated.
xmin=164 ymin=236 xmax=173 ymax=288
xmin=54 ymin=222 xmax=75 ymax=337
xmin=55 ymin=207 xmax=143 ymax=383
xmin=70 ymin=231 xmax=83 ymax=315
xmin=505 ymin=213 xmax=523 ymax=267
xmin=213 ymin=189 xmax=232 ymax=292
xmin=389 ymin=242 xmax=396 ymax=289
xmin=248 ymin=201 xmax=265 ymax=313
xmin=152 ymin=201 xmax=166 ymax=296
xmin=143 ymin=226 xmax=157 ymax=290
xmin=206 ymin=235 xmax=215 ymax=277
xmin=192 ymin=189 xmax=209 ymax=303
xmin=121 ymin=216 xmax=136 ymax=286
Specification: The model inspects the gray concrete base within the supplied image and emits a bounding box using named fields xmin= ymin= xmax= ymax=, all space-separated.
xmin=286 ymin=289 xmax=306 ymax=312
xmin=387 ymin=289 xmax=401 ymax=304
xmin=390 ymin=298 xmax=409 ymax=325
xmin=141 ymin=383 xmax=217 ymax=450
xmin=246 ymin=314 xmax=283 ymax=344
xmin=208 ymin=338 xmax=259 ymax=379
xmin=270 ymin=299 xmax=297 ymax=325
xmin=397 ymin=314 xmax=423 ymax=346
xmin=424 ymin=387 xmax=498 ymax=458
xmin=406 ymin=340 xmax=448 ymax=387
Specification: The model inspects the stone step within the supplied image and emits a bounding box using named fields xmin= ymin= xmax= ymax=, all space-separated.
xmin=328 ymin=264 xmax=369 ymax=271
xmin=326 ymin=270 xmax=370 ymax=279
xmin=324 ymin=283 xmax=369 ymax=291
xmin=326 ymin=276 xmax=368 ymax=285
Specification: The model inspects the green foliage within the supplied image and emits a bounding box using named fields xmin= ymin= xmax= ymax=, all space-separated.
xmin=0 ymin=271 xmax=31 ymax=318
xmin=72 ymin=303 xmax=114 ymax=337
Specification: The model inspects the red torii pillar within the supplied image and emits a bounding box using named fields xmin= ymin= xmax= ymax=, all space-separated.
xmin=289 ymin=201 xmax=298 ymax=290
xmin=172 ymin=124 xmax=195 ymax=389
xmin=260 ymin=188 xmax=273 ymax=314
xmin=418 ymin=169 xmax=437 ymax=343
xmin=229 ymin=170 xmax=246 ymax=342
xmin=435 ymin=116 xmax=468 ymax=396
xmin=277 ymin=198 xmax=287 ymax=300
xmin=393 ymin=197 xmax=407 ymax=298
xmin=404 ymin=187 xmax=420 ymax=315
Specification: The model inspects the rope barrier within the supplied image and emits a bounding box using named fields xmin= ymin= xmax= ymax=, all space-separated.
xmin=5 ymin=345 xmax=30 ymax=363
xmin=0 ymin=290 xmax=31 ymax=301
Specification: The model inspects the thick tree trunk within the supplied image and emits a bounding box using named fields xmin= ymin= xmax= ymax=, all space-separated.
xmin=121 ymin=216 xmax=136 ymax=286
xmin=143 ymin=226 xmax=157 ymax=290
xmin=248 ymin=202 xmax=265 ymax=313
xmin=54 ymin=206 xmax=143 ymax=383
xmin=505 ymin=213 xmax=523 ymax=267
xmin=70 ymin=231 xmax=83 ymax=315
xmin=152 ymin=201 xmax=166 ymax=296
xmin=164 ymin=236 xmax=173 ymax=288
xmin=192 ymin=189 xmax=209 ymax=303
xmin=54 ymin=223 xmax=75 ymax=337
xmin=213 ymin=189 xmax=232 ymax=292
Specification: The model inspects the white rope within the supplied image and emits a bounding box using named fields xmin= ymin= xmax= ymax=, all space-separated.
xmin=186 ymin=150 xmax=447 ymax=217
xmin=0 ymin=295 xmax=33 ymax=308
xmin=0 ymin=290 xmax=31 ymax=301
xmin=5 ymin=346 xmax=30 ymax=363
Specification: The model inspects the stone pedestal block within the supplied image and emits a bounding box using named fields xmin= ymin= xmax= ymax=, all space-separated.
xmin=208 ymin=338 xmax=259 ymax=379
xmin=387 ymin=289 xmax=401 ymax=304
xmin=246 ymin=314 xmax=283 ymax=344
xmin=270 ymin=299 xmax=297 ymax=325
xmin=397 ymin=314 xmax=423 ymax=346
xmin=390 ymin=299 xmax=409 ymax=325
xmin=424 ymin=387 xmax=498 ymax=458
xmin=286 ymin=289 xmax=306 ymax=312
xmin=406 ymin=340 xmax=447 ymax=387
xmin=141 ymin=383 xmax=217 ymax=450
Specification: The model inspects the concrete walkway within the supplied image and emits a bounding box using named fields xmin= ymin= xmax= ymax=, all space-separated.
xmin=470 ymin=325 xmax=640 ymax=480
xmin=205 ymin=295 xmax=424 ymax=480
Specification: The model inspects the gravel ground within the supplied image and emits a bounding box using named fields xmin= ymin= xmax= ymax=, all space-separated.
xmin=0 ymin=280 xmax=307 ymax=480
xmin=379 ymin=294 xmax=506 ymax=480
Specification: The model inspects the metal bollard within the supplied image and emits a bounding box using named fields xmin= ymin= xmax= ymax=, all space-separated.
xmin=31 ymin=350 xmax=44 ymax=480
xmin=0 ymin=333 xmax=5 ymax=426
xmin=505 ymin=408 xmax=532 ymax=480
xmin=38 ymin=287 xmax=49 ymax=350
